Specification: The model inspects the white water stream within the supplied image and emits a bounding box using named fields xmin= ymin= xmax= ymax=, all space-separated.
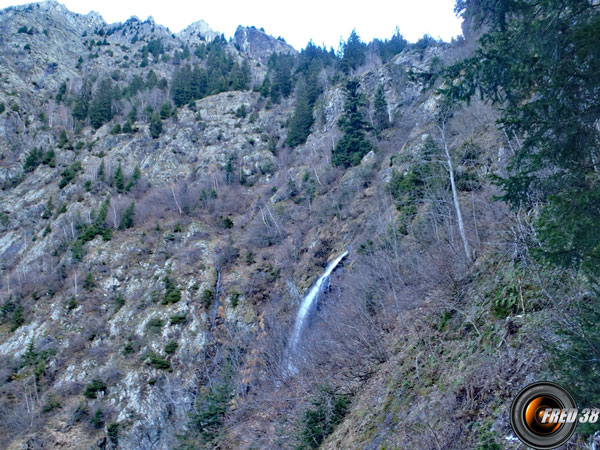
xmin=286 ymin=250 xmax=348 ymax=373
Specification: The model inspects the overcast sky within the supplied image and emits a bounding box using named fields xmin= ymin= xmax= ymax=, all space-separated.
xmin=0 ymin=0 xmax=463 ymax=50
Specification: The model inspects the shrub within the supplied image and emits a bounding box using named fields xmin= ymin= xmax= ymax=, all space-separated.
xmin=146 ymin=317 xmax=164 ymax=333
xmin=162 ymin=275 xmax=181 ymax=305
xmin=145 ymin=351 xmax=170 ymax=369
xmin=58 ymin=162 xmax=82 ymax=189
xmin=164 ymin=341 xmax=178 ymax=354
xmin=201 ymin=289 xmax=213 ymax=308
xmin=90 ymin=408 xmax=104 ymax=428
xmin=83 ymin=272 xmax=95 ymax=291
xmin=296 ymin=387 xmax=349 ymax=449
xmin=169 ymin=313 xmax=187 ymax=325
xmin=83 ymin=379 xmax=107 ymax=399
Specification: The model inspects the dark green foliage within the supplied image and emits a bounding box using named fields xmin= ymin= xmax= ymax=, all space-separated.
xmin=162 ymin=275 xmax=181 ymax=305
xmin=73 ymin=82 xmax=91 ymax=121
xmin=23 ymin=147 xmax=42 ymax=172
xmin=83 ymin=272 xmax=95 ymax=291
xmin=125 ymin=166 xmax=141 ymax=191
xmin=41 ymin=149 xmax=55 ymax=167
xmin=83 ymin=379 xmax=107 ymax=399
xmin=145 ymin=351 xmax=170 ymax=369
xmin=42 ymin=396 xmax=62 ymax=413
xmin=266 ymin=53 xmax=294 ymax=102
xmin=146 ymin=318 xmax=165 ymax=333
xmin=0 ymin=103 xmax=4 ymax=114
xmin=113 ymin=295 xmax=125 ymax=312
xmin=10 ymin=303 xmax=24 ymax=331
xmin=170 ymin=37 xmax=250 ymax=108
xmin=201 ymin=289 xmax=213 ymax=308
xmin=107 ymin=423 xmax=119 ymax=446
xmin=164 ymin=341 xmax=178 ymax=354
xmin=114 ymin=163 xmax=124 ymax=192
xmin=122 ymin=120 xmax=133 ymax=133
xmin=332 ymin=80 xmax=374 ymax=167
xmin=72 ymin=198 xmax=112 ymax=261
xmin=372 ymin=29 xmax=408 ymax=63
xmin=159 ymin=101 xmax=172 ymax=119
xmin=296 ymin=387 xmax=349 ymax=449
xmin=149 ymin=114 xmax=162 ymax=139
xmin=91 ymin=408 xmax=104 ymax=429
xmin=110 ymin=123 xmax=121 ymax=134
xmin=119 ymin=201 xmax=135 ymax=229
xmin=187 ymin=364 xmax=233 ymax=445
xmin=234 ymin=104 xmax=247 ymax=118
xmin=340 ymin=30 xmax=366 ymax=73
xmin=56 ymin=82 xmax=67 ymax=103
xmin=58 ymin=129 xmax=68 ymax=148
xmin=58 ymin=161 xmax=82 ymax=188
xmin=373 ymin=84 xmax=389 ymax=133
xmin=229 ymin=291 xmax=240 ymax=308
xmin=286 ymin=76 xmax=320 ymax=147
xmin=444 ymin=0 xmax=600 ymax=278
xmin=222 ymin=217 xmax=233 ymax=229
xmin=169 ymin=313 xmax=188 ymax=325
xmin=89 ymin=78 xmax=115 ymax=128
xmin=548 ymin=290 xmax=600 ymax=436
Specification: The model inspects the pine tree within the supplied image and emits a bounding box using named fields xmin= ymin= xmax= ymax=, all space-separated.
xmin=89 ymin=79 xmax=114 ymax=129
xmin=332 ymin=79 xmax=374 ymax=167
xmin=119 ymin=201 xmax=135 ymax=229
xmin=373 ymin=84 xmax=389 ymax=134
xmin=340 ymin=30 xmax=367 ymax=74
xmin=287 ymin=90 xmax=314 ymax=147
xmin=149 ymin=114 xmax=163 ymax=139
xmin=114 ymin=163 xmax=124 ymax=192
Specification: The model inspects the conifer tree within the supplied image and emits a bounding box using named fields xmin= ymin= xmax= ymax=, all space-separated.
xmin=373 ymin=84 xmax=389 ymax=134
xmin=119 ymin=201 xmax=135 ymax=229
xmin=332 ymin=79 xmax=374 ymax=167
xmin=114 ymin=163 xmax=124 ymax=192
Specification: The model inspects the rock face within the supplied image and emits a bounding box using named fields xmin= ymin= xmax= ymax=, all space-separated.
xmin=234 ymin=25 xmax=296 ymax=63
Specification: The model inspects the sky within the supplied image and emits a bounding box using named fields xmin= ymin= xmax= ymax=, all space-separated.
xmin=0 ymin=0 xmax=463 ymax=50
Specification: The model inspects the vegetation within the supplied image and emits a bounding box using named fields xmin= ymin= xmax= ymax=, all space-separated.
xmin=332 ymin=79 xmax=374 ymax=167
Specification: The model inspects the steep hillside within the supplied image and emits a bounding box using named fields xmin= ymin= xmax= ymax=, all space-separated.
xmin=0 ymin=1 xmax=598 ymax=449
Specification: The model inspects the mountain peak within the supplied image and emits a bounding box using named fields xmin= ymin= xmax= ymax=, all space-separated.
xmin=234 ymin=25 xmax=296 ymax=63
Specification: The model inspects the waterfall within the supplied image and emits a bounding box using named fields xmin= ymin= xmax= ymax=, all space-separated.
xmin=286 ymin=250 xmax=348 ymax=374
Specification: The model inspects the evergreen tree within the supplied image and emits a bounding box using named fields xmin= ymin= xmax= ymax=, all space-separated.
xmin=340 ymin=30 xmax=367 ymax=74
xmin=149 ymin=114 xmax=163 ymax=139
xmin=119 ymin=201 xmax=135 ymax=229
xmin=373 ymin=84 xmax=389 ymax=133
xmin=332 ymin=79 xmax=374 ymax=167
xmin=287 ymin=87 xmax=315 ymax=147
xmin=89 ymin=79 xmax=114 ymax=129
xmin=125 ymin=166 xmax=141 ymax=191
xmin=73 ymin=81 xmax=91 ymax=121
xmin=114 ymin=163 xmax=124 ymax=192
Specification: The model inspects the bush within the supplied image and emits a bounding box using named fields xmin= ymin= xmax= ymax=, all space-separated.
xmin=201 ymin=289 xmax=213 ymax=308
xmin=146 ymin=317 xmax=165 ymax=333
xmin=164 ymin=341 xmax=178 ymax=354
xmin=90 ymin=408 xmax=104 ymax=429
xmin=83 ymin=379 xmax=107 ymax=399
xmin=162 ymin=275 xmax=181 ymax=305
xmin=296 ymin=387 xmax=349 ymax=449
xmin=83 ymin=272 xmax=95 ymax=291
xmin=145 ymin=351 xmax=170 ymax=369
xmin=111 ymin=123 xmax=122 ymax=134
xmin=58 ymin=162 xmax=82 ymax=189
xmin=169 ymin=313 xmax=187 ymax=325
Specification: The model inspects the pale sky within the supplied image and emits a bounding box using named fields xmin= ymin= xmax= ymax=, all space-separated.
xmin=0 ymin=0 xmax=463 ymax=50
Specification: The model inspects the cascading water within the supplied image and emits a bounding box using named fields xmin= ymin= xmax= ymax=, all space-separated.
xmin=285 ymin=250 xmax=348 ymax=374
